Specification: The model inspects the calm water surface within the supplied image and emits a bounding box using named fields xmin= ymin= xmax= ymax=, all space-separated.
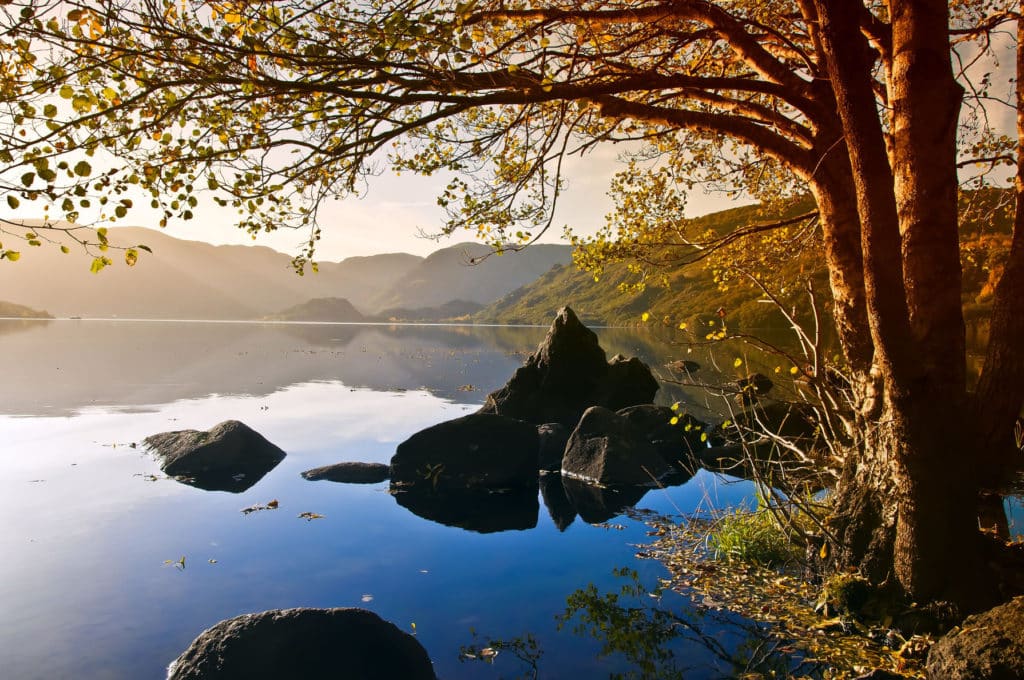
xmin=0 ymin=320 xmax=807 ymax=679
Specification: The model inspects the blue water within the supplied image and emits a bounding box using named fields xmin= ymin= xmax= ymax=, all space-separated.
xmin=0 ymin=320 xmax=772 ymax=679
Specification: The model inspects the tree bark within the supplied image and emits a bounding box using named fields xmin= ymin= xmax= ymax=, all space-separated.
xmin=814 ymin=0 xmax=995 ymax=609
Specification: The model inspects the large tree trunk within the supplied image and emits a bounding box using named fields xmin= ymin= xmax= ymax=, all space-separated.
xmin=813 ymin=0 xmax=995 ymax=611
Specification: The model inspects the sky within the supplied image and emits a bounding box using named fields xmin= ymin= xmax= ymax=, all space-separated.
xmin=5 ymin=140 xmax=748 ymax=263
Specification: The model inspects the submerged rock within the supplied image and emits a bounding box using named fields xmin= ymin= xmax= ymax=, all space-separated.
xmin=479 ymin=307 xmax=658 ymax=426
xmin=561 ymin=406 xmax=671 ymax=486
xmin=927 ymin=595 xmax=1024 ymax=679
xmin=390 ymin=412 xmax=538 ymax=491
xmin=167 ymin=607 xmax=436 ymax=680
xmin=144 ymin=420 xmax=285 ymax=493
xmin=301 ymin=462 xmax=390 ymax=484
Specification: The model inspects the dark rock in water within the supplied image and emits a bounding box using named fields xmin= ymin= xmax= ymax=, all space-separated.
xmin=561 ymin=477 xmax=649 ymax=524
xmin=735 ymin=372 xmax=774 ymax=405
xmin=540 ymin=472 xmax=576 ymax=531
xmin=616 ymin=404 xmax=704 ymax=470
xmin=926 ymin=595 xmax=1024 ymax=679
xmin=390 ymin=484 xmax=538 ymax=533
xmin=665 ymin=359 xmax=701 ymax=375
xmin=479 ymin=307 xmax=658 ymax=426
xmin=603 ymin=355 xmax=660 ymax=411
xmin=561 ymin=406 xmax=671 ymax=486
xmin=144 ymin=420 xmax=285 ymax=493
xmin=390 ymin=413 xmax=538 ymax=491
xmin=728 ymin=401 xmax=820 ymax=444
xmin=167 ymin=607 xmax=436 ymax=680
xmin=301 ymin=462 xmax=390 ymax=484
xmin=537 ymin=423 xmax=570 ymax=472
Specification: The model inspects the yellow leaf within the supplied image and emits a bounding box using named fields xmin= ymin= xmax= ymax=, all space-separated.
xmin=678 ymin=322 xmax=687 ymax=329
xmin=641 ymin=312 xmax=650 ymax=322
xmin=819 ymin=542 xmax=830 ymax=560
xmin=733 ymin=358 xmax=743 ymax=368
xmin=790 ymin=366 xmax=799 ymax=375
xmin=669 ymin=416 xmax=679 ymax=425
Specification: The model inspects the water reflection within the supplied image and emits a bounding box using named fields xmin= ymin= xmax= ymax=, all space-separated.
xmin=168 ymin=459 xmax=283 ymax=493
xmin=390 ymin=485 xmax=539 ymax=533
xmin=461 ymin=567 xmax=826 ymax=680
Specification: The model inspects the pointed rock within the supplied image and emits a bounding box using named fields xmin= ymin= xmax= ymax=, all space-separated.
xmin=480 ymin=307 xmax=658 ymax=425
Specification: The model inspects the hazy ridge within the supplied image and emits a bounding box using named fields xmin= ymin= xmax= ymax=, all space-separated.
xmin=0 ymin=226 xmax=570 ymax=320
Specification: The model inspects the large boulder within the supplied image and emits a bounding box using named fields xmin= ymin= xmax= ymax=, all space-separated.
xmin=926 ymin=596 xmax=1024 ymax=680
xmin=561 ymin=406 xmax=671 ymax=486
xmin=301 ymin=462 xmax=390 ymax=484
xmin=167 ymin=607 xmax=436 ymax=680
xmin=390 ymin=412 xmax=539 ymax=491
xmin=144 ymin=420 xmax=285 ymax=493
xmin=616 ymin=404 xmax=705 ymax=469
xmin=479 ymin=307 xmax=658 ymax=426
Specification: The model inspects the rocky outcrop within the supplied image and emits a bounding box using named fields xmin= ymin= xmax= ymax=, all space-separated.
xmin=144 ymin=420 xmax=285 ymax=493
xmin=926 ymin=596 xmax=1024 ymax=680
xmin=301 ymin=462 xmax=390 ymax=484
xmin=167 ymin=607 xmax=436 ymax=680
xmin=561 ymin=406 xmax=671 ymax=486
xmin=479 ymin=307 xmax=658 ymax=426
xmin=390 ymin=412 xmax=539 ymax=491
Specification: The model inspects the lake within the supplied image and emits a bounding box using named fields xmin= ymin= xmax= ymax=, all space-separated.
xmin=0 ymin=319 xmax=875 ymax=678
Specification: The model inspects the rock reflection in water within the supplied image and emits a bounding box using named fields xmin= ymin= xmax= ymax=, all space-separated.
xmin=560 ymin=478 xmax=650 ymax=524
xmin=169 ymin=460 xmax=282 ymax=493
xmin=389 ymin=485 xmax=539 ymax=533
xmin=539 ymin=473 xmax=577 ymax=531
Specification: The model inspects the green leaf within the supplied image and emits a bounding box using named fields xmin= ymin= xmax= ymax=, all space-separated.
xmin=73 ymin=160 xmax=92 ymax=177
xmin=124 ymin=248 xmax=138 ymax=266
xmin=114 ymin=205 xmax=127 ymax=218
xmin=43 ymin=103 xmax=57 ymax=118
xmin=89 ymin=256 xmax=110 ymax=274
xmin=7 ymin=195 xmax=19 ymax=209
xmin=20 ymin=172 xmax=35 ymax=187
xmin=58 ymin=84 xmax=74 ymax=99
xmin=60 ymin=245 xmax=70 ymax=254
xmin=136 ymin=244 xmax=152 ymax=253
xmin=4 ymin=251 xmax=21 ymax=262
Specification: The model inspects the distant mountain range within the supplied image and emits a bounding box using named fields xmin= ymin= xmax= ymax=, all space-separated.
xmin=0 ymin=226 xmax=571 ymax=320
xmin=4 ymin=190 xmax=1006 ymax=326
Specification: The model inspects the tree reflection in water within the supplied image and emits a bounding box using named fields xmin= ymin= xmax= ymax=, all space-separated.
xmin=461 ymin=567 xmax=827 ymax=679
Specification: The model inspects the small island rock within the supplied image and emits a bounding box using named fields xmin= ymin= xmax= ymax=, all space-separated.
xmin=144 ymin=420 xmax=285 ymax=492
xmin=301 ymin=462 xmax=390 ymax=484
xmin=167 ymin=607 xmax=436 ymax=680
